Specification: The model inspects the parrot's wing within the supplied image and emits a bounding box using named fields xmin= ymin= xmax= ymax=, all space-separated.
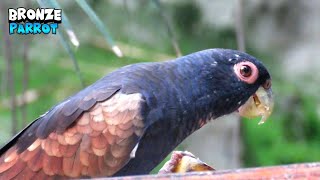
xmin=0 ymin=84 xmax=147 ymax=179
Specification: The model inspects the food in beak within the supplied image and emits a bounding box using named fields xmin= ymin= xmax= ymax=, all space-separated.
xmin=158 ymin=151 xmax=214 ymax=174
xmin=238 ymin=86 xmax=274 ymax=125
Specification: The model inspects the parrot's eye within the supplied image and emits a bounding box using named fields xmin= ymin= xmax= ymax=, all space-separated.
xmin=234 ymin=61 xmax=258 ymax=84
xmin=240 ymin=65 xmax=252 ymax=77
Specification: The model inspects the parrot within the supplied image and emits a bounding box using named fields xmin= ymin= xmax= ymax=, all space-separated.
xmin=0 ymin=49 xmax=273 ymax=179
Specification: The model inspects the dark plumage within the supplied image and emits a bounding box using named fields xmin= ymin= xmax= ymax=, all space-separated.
xmin=0 ymin=49 xmax=272 ymax=179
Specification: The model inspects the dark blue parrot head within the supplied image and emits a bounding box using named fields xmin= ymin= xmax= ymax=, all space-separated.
xmin=160 ymin=48 xmax=274 ymax=126
xmin=193 ymin=49 xmax=273 ymax=122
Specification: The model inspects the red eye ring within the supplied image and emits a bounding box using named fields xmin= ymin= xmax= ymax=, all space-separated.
xmin=234 ymin=61 xmax=259 ymax=84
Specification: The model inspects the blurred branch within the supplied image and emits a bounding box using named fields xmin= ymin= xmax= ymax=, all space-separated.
xmin=234 ymin=0 xmax=246 ymax=168
xmin=21 ymin=34 xmax=31 ymax=127
xmin=152 ymin=0 xmax=182 ymax=57
xmin=123 ymin=0 xmax=133 ymax=46
xmin=75 ymin=0 xmax=123 ymax=57
xmin=1 ymin=2 xmax=18 ymax=135
xmin=235 ymin=0 xmax=246 ymax=52
xmin=21 ymin=1 xmax=32 ymax=127
xmin=0 ymin=57 xmax=7 ymax=97
xmin=0 ymin=4 xmax=7 ymax=97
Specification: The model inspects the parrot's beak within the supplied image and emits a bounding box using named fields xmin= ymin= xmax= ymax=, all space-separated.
xmin=238 ymin=86 xmax=274 ymax=125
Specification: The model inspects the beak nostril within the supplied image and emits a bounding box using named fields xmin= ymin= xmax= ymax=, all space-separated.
xmin=263 ymin=79 xmax=272 ymax=89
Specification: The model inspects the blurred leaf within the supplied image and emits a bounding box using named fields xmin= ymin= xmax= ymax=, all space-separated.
xmin=46 ymin=0 xmax=80 ymax=47
xmin=57 ymin=31 xmax=85 ymax=87
xmin=75 ymin=0 xmax=123 ymax=57
xmin=36 ymin=0 xmax=84 ymax=87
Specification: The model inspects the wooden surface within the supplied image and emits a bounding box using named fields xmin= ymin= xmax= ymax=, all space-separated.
xmin=107 ymin=162 xmax=320 ymax=180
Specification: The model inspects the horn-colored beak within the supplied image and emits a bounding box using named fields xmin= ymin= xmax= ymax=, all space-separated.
xmin=238 ymin=86 xmax=274 ymax=125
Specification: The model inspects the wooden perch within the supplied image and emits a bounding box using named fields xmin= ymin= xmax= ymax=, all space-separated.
xmin=108 ymin=163 xmax=320 ymax=180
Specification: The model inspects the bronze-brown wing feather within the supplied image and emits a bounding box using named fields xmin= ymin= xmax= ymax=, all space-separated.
xmin=0 ymin=90 xmax=146 ymax=179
